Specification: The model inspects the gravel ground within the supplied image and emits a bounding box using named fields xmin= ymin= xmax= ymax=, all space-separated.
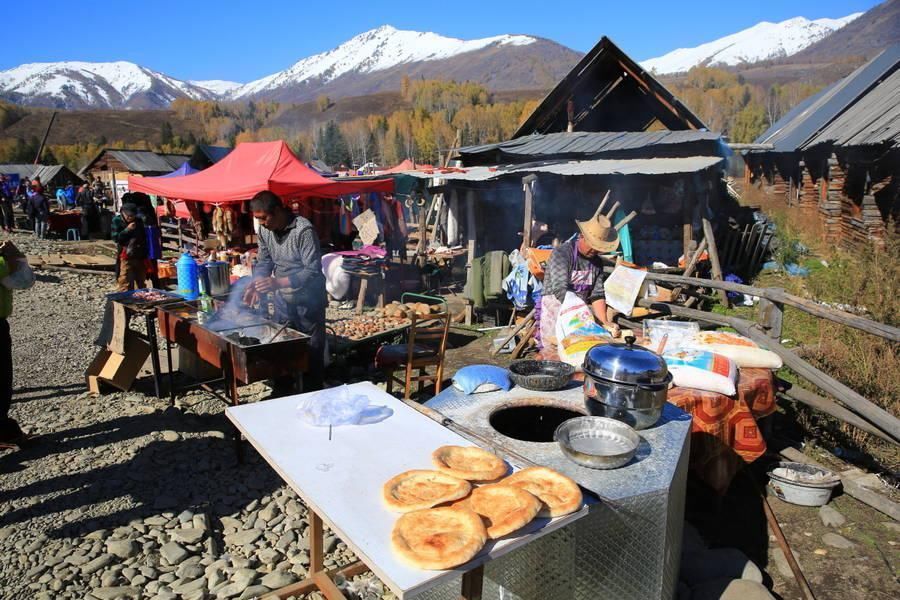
xmin=0 ymin=233 xmax=386 ymax=600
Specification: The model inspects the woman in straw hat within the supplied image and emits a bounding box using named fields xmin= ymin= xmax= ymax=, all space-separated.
xmin=539 ymin=193 xmax=635 ymax=346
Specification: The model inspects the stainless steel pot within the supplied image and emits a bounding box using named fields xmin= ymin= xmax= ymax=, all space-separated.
xmin=203 ymin=262 xmax=231 ymax=296
xmin=582 ymin=336 xmax=671 ymax=430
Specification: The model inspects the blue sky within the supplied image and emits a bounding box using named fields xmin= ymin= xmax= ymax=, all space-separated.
xmin=1 ymin=0 xmax=881 ymax=82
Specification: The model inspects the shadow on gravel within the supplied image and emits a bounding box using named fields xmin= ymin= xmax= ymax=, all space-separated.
xmin=12 ymin=383 xmax=86 ymax=403
xmin=0 ymin=412 xmax=284 ymax=539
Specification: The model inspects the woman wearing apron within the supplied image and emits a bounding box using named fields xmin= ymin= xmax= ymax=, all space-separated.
xmin=539 ymin=196 xmax=632 ymax=347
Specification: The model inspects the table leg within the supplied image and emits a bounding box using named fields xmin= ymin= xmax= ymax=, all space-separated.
xmin=164 ymin=337 xmax=175 ymax=406
xmin=356 ymin=277 xmax=368 ymax=314
xmin=227 ymin=346 xmax=244 ymax=464
xmin=460 ymin=565 xmax=484 ymax=600
xmin=310 ymin=511 xmax=324 ymax=574
xmin=145 ymin=313 xmax=163 ymax=399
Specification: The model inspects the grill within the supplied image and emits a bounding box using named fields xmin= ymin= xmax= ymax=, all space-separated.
xmin=157 ymin=300 xmax=309 ymax=385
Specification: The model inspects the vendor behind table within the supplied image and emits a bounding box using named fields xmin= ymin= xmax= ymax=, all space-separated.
xmin=242 ymin=191 xmax=326 ymax=392
xmin=541 ymin=192 xmax=637 ymax=339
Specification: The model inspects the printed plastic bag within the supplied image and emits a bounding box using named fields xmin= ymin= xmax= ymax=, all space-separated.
xmin=664 ymin=349 xmax=737 ymax=395
xmin=685 ymin=331 xmax=783 ymax=369
xmin=555 ymin=292 xmax=608 ymax=342
xmin=296 ymin=385 xmax=392 ymax=427
xmin=559 ymin=335 xmax=611 ymax=369
xmin=539 ymin=294 xmax=562 ymax=348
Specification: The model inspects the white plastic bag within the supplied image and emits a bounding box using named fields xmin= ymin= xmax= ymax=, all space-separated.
xmin=685 ymin=331 xmax=783 ymax=369
xmin=555 ymin=292 xmax=608 ymax=342
xmin=296 ymin=385 xmax=392 ymax=427
xmin=1 ymin=258 xmax=35 ymax=290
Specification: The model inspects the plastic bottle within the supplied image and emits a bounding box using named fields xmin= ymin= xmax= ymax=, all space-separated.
xmin=176 ymin=252 xmax=200 ymax=300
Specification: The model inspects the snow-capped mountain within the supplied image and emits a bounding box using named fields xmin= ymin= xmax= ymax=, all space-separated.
xmin=0 ymin=25 xmax=578 ymax=109
xmin=0 ymin=61 xmax=219 ymax=109
xmin=642 ymin=13 xmax=863 ymax=74
xmin=189 ymin=80 xmax=243 ymax=97
xmin=231 ymin=25 xmax=538 ymax=99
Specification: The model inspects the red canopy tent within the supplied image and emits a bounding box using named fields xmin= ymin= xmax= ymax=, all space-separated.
xmin=378 ymin=158 xmax=433 ymax=174
xmin=129 ymin=140 xmax=393 ymax=203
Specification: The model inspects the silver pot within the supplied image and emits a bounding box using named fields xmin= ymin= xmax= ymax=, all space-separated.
xmin=582 ymin=336 xmax=671 ymax=430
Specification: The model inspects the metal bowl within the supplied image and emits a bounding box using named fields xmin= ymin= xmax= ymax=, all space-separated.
xmin=554 ymin=416 xmax=640 ymax=470
xmin=508 ymin=360 xmax=575 ymax=391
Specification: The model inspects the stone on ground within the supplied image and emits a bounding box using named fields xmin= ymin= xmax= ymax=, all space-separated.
xmin=822 ymin=533 xmax=856 ymax=549
xmin=818 ymin=505 xmax=846 ymax=528
xmin=691 ymin=578 xmax=775 ymax=600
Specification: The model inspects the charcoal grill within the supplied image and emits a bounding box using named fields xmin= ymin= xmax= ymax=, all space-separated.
xmin=157 ymin=300 xmax=309 ymax=392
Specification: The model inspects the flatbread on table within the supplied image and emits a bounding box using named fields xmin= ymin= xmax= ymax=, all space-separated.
xmin=502 ymin=466 xmax=583 ymax=518
xmin=383 ymin=470 xmax=472 ymax=513
xmin=431 ymin=445 xmax=508 ymax=481
xmin=468 ymin=484 xmax=542 ymax=539
xmin=391 ymin=507 xmax=487 ymax=570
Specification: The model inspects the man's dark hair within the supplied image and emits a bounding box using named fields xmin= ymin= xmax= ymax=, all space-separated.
xmin=121 ymin=203 xmax=137 ymax=218
xmin=250 ymin=191 xmax=284 ymax=214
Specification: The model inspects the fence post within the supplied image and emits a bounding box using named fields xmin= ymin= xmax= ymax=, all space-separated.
xmin=757 ymin=288 xmax=784 ymax=340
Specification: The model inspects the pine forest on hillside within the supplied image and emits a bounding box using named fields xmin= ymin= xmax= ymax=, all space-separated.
xmin=0 ymin=68 xmax=825 ymax=170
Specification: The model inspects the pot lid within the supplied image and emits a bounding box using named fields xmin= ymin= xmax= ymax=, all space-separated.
xmin=583 ymin=336 xmax=669 ymax=385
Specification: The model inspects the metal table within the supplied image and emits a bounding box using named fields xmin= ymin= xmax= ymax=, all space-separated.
xmin=225 ymin=382 xmax=588 ymax=599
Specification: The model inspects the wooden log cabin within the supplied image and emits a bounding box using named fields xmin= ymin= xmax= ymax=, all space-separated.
xmin=744 ymin=45 xmax=900 ymax=247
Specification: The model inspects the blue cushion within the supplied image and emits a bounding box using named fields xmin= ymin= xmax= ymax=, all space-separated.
xmin=452 ymin=365 xmax=512 ymax=395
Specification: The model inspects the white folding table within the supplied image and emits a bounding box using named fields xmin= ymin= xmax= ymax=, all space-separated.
xmin=226 ymin=381 xmax=587 ymax=599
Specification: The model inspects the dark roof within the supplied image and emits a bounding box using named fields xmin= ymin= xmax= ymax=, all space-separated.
xmin=79 ymin=148 xmax=191 ymax=175
xmin=458 ymin=130 xmax=726 ymax=165
xmin=753 ymin=45 xmax=900 ymax=152
xmin=804 ymin=67 xmax=900 ymax=149
xmin=196 ymin=145 xmax=232 ymax=164
xmin=515 ymin=37 xmax=707 ymax=137
xmin=0 ymin=164 xmax=82 ymax=185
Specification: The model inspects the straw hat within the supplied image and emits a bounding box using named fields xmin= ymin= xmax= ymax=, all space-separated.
xmin=575 ymin=191 xmax=638 ymax=253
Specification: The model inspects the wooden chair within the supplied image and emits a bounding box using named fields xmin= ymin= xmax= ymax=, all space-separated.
xmin=376 ymin=297 xmax=451 ymax=400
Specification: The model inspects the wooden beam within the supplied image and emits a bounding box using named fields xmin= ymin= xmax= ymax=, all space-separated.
xmin=521 ymin=175 xmax=536 ymax=250
xmin=778 ymin=383 xmax=894 ymax=444
xmin=701 ymin=217 xmax=728 ymax=305
xmin=310 ymin=511 xmax=324 ymax=574
xmin=622 ymin=270 xmax=900 ymax=342
xmin=617 ymin=59 xmax=698 ymax=130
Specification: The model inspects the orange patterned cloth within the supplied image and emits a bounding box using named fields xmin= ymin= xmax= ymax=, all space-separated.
xmin=668 ymin=368 xmax=776 ymax=494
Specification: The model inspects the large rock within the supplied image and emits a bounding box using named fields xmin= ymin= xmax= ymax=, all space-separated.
xmin=228 ymin=528 xmax=263 ymax=546
xmin=106 ymin=539 xmax=138 ymax=559
xmin=81 ymin=554 xmax=114 ymax=575
xmin=89 ymin=586 xmax=141 ymax=600
xmin=818 ymin=505 xmax=846 ymax=528
xmin=681 ymin=548 xmax=763 ymax=585
xmin=692 ymin=578 xmax=775 ymax=600
xmin=261 ymin=570 xmax=295 ymax=589
xmin=822 ymin=533 xmax=856 ymax=549
xmin=160 ymin=542 xmax=189 ymax=565
xmin=171 ymin=528 xmax=205 ymax=545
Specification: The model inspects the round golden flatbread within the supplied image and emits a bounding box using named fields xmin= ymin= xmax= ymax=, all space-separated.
xmin=431 ymin=445 xmax=508 ymax=481
xmin=468 ymin=484 xmax=542 ymax=539
xmin=502 ymin=466 xmax=582 ymax=518
xmin=391 ymin=507 xmax=487 ymax=570
xmin=383 ymin=470 xmax=472 ymax=513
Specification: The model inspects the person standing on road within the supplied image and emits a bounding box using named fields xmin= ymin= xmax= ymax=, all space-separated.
xmin=27 ymin=188 xmax=49 ymax=239
xmin=111 ymin=204 xmax=147 ymax=291
xmin=0 ymin=241 xmax=35 ymax=448
xmin=55 ymin=186 xmax=67 ymax=211
xmin=0 ymin=177 xmax=14 ymax=233
xmin=242 ymin=191 xmax=327 ymax=392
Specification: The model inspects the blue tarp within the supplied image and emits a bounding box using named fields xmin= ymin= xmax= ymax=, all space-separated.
xmin=159 ymin=162 xmax=199 ymax=178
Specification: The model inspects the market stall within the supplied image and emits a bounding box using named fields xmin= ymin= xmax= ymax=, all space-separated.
xmin=227 ymin=380 xmax=690 ymax=599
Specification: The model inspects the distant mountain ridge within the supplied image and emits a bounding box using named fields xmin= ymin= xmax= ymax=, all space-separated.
xmin=642 ymin=13 xmax=862 ymax=74
xmin=0 ymin=26 xmax=580 ymax=109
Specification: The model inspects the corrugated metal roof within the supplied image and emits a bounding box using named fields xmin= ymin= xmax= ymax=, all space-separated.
xmin=804 ymin=67 xmax=900 ymax=149
xmin=0 ymin=164 xmax=83 ymax=185
xmin=754 ymin=45 xmax=900 ymax=152
xmin=398 ymin=156 xmax=723 ymax=182
xmin=107 ymin=150 xmax=190 ymax=173
xmin=0 ymin=164 xmax=38 ymax=179
xmin=458 ymin=130 xmax=723 ymax=161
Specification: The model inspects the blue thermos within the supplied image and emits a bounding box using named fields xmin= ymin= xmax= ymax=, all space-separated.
xmin=176 ymin=252 xmax=200 ymax=300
